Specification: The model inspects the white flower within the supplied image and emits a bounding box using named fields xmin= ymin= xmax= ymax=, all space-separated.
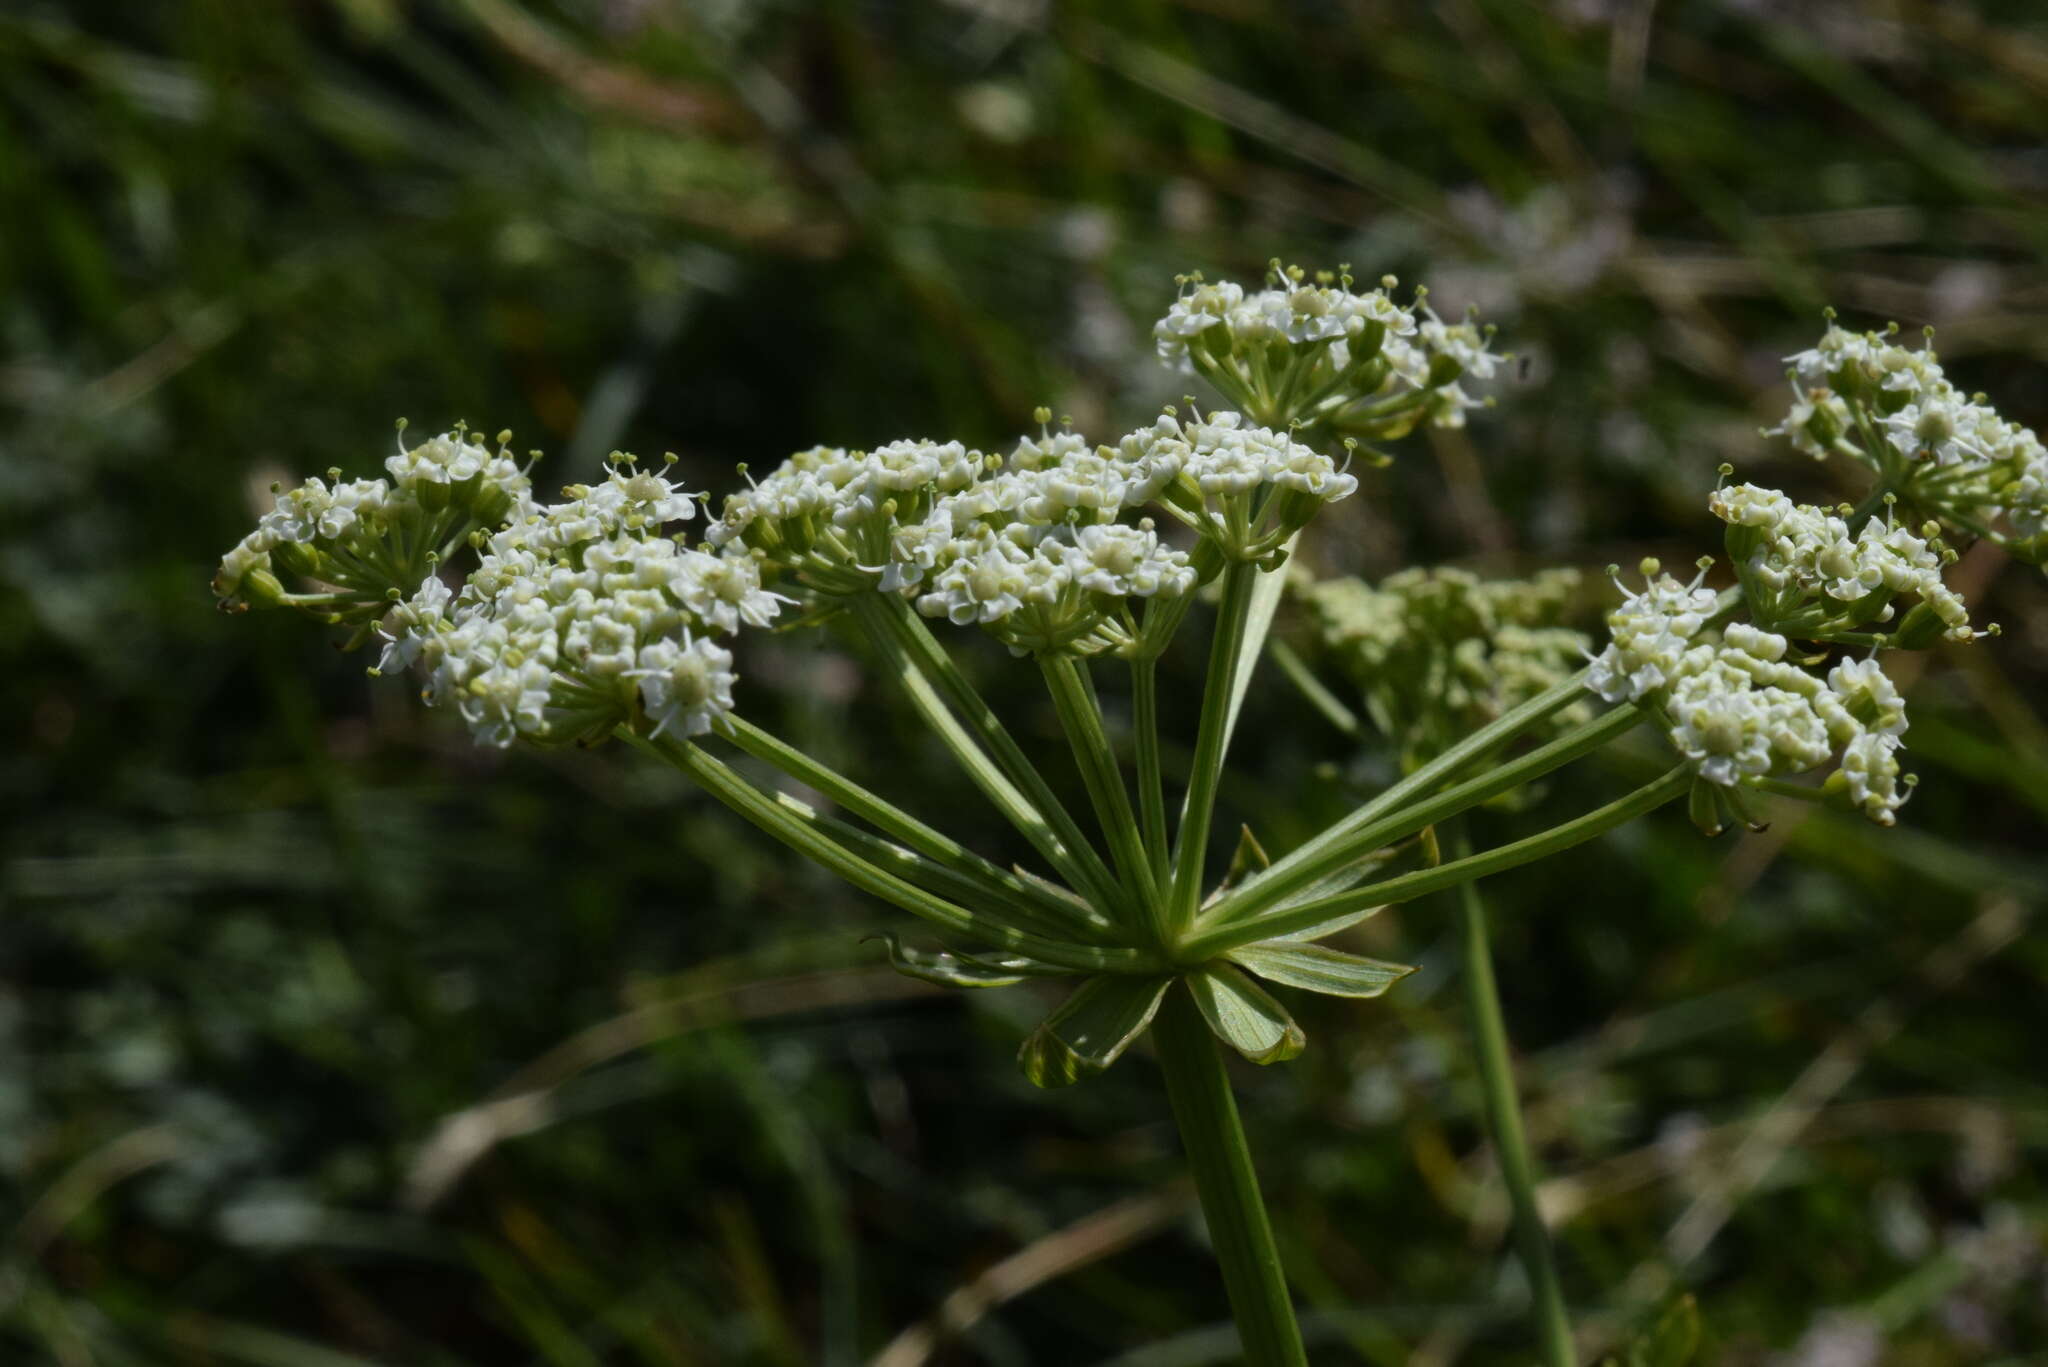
xmin=390 ymin=431 xmax=489 ymax=486
xmin=1153 ymin=278 xmax=1245 ymax=367
xmin=1179 ymin=414 xmax=1356 ymax=506
xmin=1720 ymin=622 xmax=1787 ymax=661
xmin=384 ymin=428 xmax=530 ymax=517
xmin=1018 ymin=451 xmax=1132 ymax=522
xmin=1827 ymin=656 xmax=1907 ymax=740
xmin=1064 ymin=522 xmax=1196 ymax=598
xmin=1837 ymin=730 xmax=1908 ymax=825
xmin=1770 ymin=321 xmax=2048 ymax=557
xmin=215 ymin=531 xmax=278 ymax=601
xmin=1010 ymin=428 xmax=1091 ymax=471
xmin=1586 ymin=568 xmax=1719 ymax=703
xmin=632 ymin=634 xmax=737 ymax=739
xmin=917 ymin=527 xmax=1033 ymax=626
xmin=671 ymin=549 xmax=792 ymax=633
xmin=259 ymin=476 xmax=392 ymax=545
xmin=1417 ymin=307 xmax=1498 ymax=381
xmin=1665 ymin=673 xmax=1782 ymax=785
xmin=1767 ymin=388 xmax=1853 ymax=460
xmin=1591 ymin=544 xmax=1923 ymax=825
xmin=378 ymin=574 xmax=451 ymax=673
xmin=1708 ymin=482 xmax=1797 ymax=530
xmin=1884 ymin=391 xmax=1995 ymax=467
xmin=1108 ymin=416 xmax=1190 ymax=501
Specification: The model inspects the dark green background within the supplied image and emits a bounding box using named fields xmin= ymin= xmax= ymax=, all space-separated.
xmin=6 ymin=2 xmax=2048 ymax=1362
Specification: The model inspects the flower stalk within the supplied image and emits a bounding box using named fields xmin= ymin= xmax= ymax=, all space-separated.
xmin=1152 ymin=984 xmax=1309 ymax=1367
xmin=1452 ymin=825 xmax=1575 ymax=1367
xmin=1184 ymin=765 xmax=1693 ymax=958
xmin=1040 ymin=652 xmax=1163 ymax=925
xmin=1171 ymin=557 xmax=1261 ymax=931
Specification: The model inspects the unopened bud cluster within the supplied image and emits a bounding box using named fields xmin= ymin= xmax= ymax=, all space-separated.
xmin=1301 ymin=566 xmax=1590 ymax=765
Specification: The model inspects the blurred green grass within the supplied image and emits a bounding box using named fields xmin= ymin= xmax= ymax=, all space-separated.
xmin=5 ymin=1 xmax=2048 ymax=1362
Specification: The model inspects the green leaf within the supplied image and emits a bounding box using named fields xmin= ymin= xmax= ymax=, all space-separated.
xmin=869 ymin=933 xmax=1066 ymax=989
xmin=1017 ymin=975 xmax=1171 ymax=1088
xmin=1186 ymin=965 xmax=1304 ymax=1065
xmin=1226 ymin=941 xmax=1416 ymax=999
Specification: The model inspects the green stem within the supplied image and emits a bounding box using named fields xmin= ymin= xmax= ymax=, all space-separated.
xmin=1205 ymin=701 xmax=1643 ymax=930
xmin=1743 ymin=774 xmax=1827 ymax=803
xmin=1184 ymin=765 xmax=1692 ymax=957
xmin=1268 ymin=638 xmax=1362 ymax=738
xmin=801 ymin=806 xmax=1092 ymax=948
xmin=632 ymin=732 xmax=1148 ymax=975
xmin=848 ymin=594 xmax=1128 ymax=917
xmin=1846 ymin=483 xmax=1891 ymax=534
xmin=1231 ymin=673 xmax=1593 ymax=921
xmin=1151 ymin=985 xmax=1309 ymax=1367
xmin=1452 ymin=825 xmax=1575 ymax=1367
xmin=1136 ymin=539 xmax=1221 ymax=658
xmin=719 ymin=715 xmax=1113 ymax=941
xmin=1040 ymin=654 xmax=1161 ymax=922
xmin=1131 ymin=654 xmax=1171 ymax=884
xmin=1171 ymin=558 xmax=1260 ymax=928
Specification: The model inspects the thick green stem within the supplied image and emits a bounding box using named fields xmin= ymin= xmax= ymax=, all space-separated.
xmin=1152 ymin=985 xmax=1309 ymax=1367
xmin=1184 ymin=765 xmax=1693 ymax=957
xmin=1203 ymin=702 xmax=1644 ymax=930
xmin=1171 ymin=558 xmax=1260 ymax=928
xmin=1130 ymin=655 xmax=1170 ymax=884
xmin=1453 ymin=826 xmax=1575 ymax=1367
xmin=1040 ymin=654 xmax=1161 ymax=923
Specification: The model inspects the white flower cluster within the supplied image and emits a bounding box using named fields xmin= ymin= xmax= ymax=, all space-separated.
xmin=382 ymin=425 xmax=531 ymax=522
xmin=1771 ymin=322 xmax=2048 ymax=553
xmin=709 ymin=439 xmax=991 ymax=594
xmin=216 ymin=475 xmax=393 ymax=603
xmin=1589 ymin=564 xmax=1913 ymax=823
xmin=1710 ymin=482 xmax=1976 ymax=643
xmin=709 ymin=408 xmax=1361 ymax=654
xmin=913 ymin=519 xmax=1196 ymax=655
xmin=1154 ymin=273 xmax=1414 ymax=362
xmin=214 ymin=428 xmax=534 ymax=619
xmin=1141 ymin=411 xmax=1359 ymax=554
xmin=1152 ymin=265 xmax=1498 ymax=432
xmin=1303 ymin=565 xmax=1589 ymax=762
xmin=380 ymin=459 xmax=783 ymax=748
